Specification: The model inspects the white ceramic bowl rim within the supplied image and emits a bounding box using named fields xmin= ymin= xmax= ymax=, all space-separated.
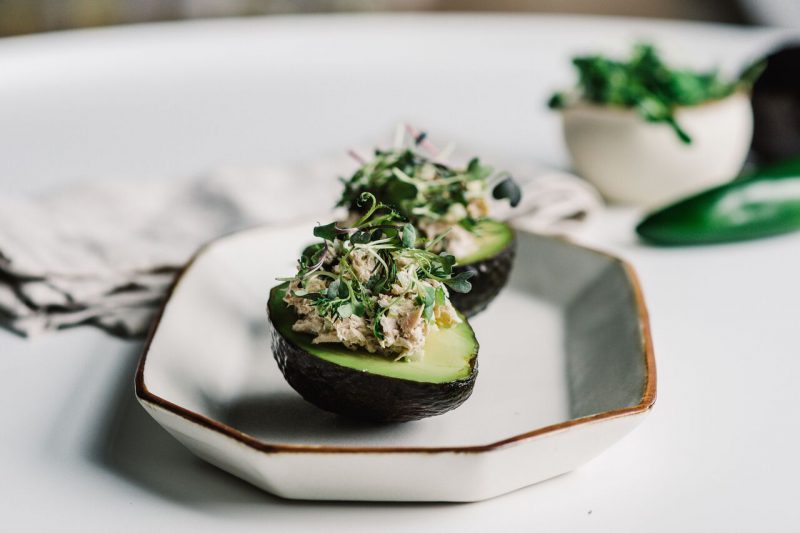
xmin=557 ymin=89 xmax=751 ymax=116
xmin=134 ymin=226 xmax=657 ymax=455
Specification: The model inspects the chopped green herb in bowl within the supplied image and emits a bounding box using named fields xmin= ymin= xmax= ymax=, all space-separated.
xmin=548 ymin=43 xmax=762 ymax=144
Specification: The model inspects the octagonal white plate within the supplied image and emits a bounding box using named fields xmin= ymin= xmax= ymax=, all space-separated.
xmin=135 ymin=223 xmax=656 ymax=502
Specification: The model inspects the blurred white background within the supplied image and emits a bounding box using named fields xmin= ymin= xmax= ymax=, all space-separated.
xmin=3 ymin=0 xmax=798 ymax=37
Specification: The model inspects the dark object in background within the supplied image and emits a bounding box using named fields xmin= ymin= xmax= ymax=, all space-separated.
xmin=636 ymin=158 xmax=800 ymax=245
xmin=751 ymin=44 xmax=800 ymax=165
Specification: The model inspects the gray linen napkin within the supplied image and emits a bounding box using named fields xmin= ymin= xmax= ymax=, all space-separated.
xmin=0 ymin=158 xmax=601 ymax=339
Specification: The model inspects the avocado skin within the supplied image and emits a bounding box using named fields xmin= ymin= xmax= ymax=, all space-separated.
xmin=449 ymin=235 xmax=516 ymax=318
xmin=268 ymin=310 xmax=478 ymax=423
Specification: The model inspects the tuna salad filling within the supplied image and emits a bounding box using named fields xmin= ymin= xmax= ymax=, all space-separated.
xmin=281 ymin=194 xmax=473 ymax=361
xmin=337 ymin=126 xmax=522 ymax=259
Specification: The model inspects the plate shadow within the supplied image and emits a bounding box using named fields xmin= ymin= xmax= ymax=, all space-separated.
xmin=221 ymin=391 xmax=406 ymax=443
xmin=85 ymin=345 xmax=449 ymax=508
xmin=86 ymin=345 xmax=268 ymax=505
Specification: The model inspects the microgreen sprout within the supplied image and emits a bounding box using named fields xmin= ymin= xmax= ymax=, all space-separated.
xmin=336 ymin=127 xmax=521 ymax=236
xmin=284 ymin=193 xmax=472 ymax=351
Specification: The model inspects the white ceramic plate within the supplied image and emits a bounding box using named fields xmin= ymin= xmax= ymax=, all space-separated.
xmin=135 ymin=224 xmax=656 ymax=502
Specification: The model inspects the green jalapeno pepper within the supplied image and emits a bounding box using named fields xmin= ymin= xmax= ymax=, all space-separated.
xmin=636 ymin=158 xmax=800 ymax=245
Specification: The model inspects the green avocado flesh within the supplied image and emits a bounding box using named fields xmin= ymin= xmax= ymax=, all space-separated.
xmin=455 ymin=219 xmax=515 ymax=265
xmin=268 ymin=285 xmax=478 ymax=384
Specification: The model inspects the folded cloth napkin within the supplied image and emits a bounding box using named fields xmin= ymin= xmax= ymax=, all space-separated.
xmin=0 ymin=158 xmax=601 ymax=339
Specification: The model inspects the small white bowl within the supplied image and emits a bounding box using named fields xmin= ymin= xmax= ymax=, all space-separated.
xmin=560 ymin=92 xmax=753 ymax=208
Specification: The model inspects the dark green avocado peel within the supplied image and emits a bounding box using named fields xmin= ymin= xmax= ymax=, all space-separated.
xmin=449 ymin=220 xmax=516 ymax=317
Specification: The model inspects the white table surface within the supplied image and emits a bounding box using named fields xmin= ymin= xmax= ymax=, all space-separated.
xmin=2 ymin=14 xmax=798 ymax=532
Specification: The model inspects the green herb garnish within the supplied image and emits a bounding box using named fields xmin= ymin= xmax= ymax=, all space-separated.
xmin=337 ymin=133 xmax=521 ymax=233
xmin=284 ymin=193 xmax=473 ymax=349
xmin=548 ymin=43 xmax=764 ymax=144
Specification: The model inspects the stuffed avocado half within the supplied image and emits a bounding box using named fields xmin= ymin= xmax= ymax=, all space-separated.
xmin=337 ymin=127 xmax=521 ymax=317
xmin=267 ymin=196 xmax=479 ymax=422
